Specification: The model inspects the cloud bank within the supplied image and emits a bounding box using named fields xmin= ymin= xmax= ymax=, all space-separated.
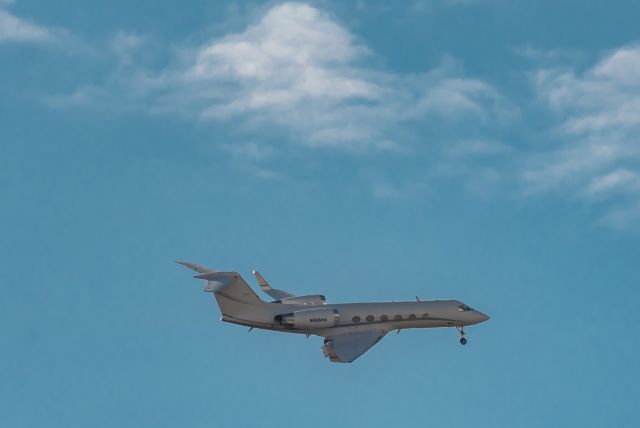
xmin=526 ymin=45 xmax=640 ymax=228
xmin=38 ymin=1 xmax=640 ymax=228
xmin=51 ymin=2 xmax=505 ymax=152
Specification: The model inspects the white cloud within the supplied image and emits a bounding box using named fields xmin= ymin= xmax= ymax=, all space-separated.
xmin=51 ymin=2 xmax=505 ymax=152
xmin=0 ymin=2 xmax=81 ymax=49
xmin=586 ymin=169 xmax=640 ymax=197
xmin=0 ymin=7 xmax=51 ymax=43
xmin=108 ymin=31 xmax=147 ymax=65
xmin=418 ymin=78 xmax=497 ymax=119
xmin=180 ymin=3 xmax=505 ymax=150
xmin=526 ymin=44 xmax=640 ymax=224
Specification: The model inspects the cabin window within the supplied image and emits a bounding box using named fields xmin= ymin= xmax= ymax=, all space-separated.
xmin=380 ymin=315 xmax=389 ymax=321
xmin=394 ymin=314 xmax=402 ymax=321
xmin=366 ymin=315 xmax=375 ymax=322
xmin=352 ymin=316 xmax=361 ymax=323
xmin=408 ymin=314 xmax=416 ymax=320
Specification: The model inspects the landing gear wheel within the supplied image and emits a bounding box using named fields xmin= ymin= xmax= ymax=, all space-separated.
xmin=455 ymin=326 xmax=467 ymax=345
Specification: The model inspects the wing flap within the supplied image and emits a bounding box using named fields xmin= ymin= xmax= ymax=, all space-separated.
xmin=322 ymin=330 xmax=387 ymax=363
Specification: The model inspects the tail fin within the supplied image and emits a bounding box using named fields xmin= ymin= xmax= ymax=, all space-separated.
xmin=178 ymin=262 xmax=265 ymax=318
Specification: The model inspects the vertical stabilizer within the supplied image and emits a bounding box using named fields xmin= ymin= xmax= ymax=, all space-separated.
xmin=178 ymin=262 xmax=266 ymax=318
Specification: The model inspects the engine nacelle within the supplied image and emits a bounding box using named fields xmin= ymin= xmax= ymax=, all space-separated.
xmin=275 ymin=308 xmax=340 ymax=329
xmin=277 ymin=295 xmax=326 ymax=306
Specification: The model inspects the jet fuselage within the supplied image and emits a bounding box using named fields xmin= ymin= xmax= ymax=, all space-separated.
xmin=220 ymin=299 xmax=489 ymax=336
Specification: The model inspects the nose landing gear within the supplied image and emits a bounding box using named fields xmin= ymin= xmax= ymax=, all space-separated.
xmin=456 ymin=326 xmax=467 ymax=345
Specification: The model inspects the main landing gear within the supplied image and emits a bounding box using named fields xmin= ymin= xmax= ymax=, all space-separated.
xmin=456 ymin=326 xmax=467 ymax=345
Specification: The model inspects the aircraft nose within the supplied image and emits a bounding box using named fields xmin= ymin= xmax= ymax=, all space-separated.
xmin=476 ymin=311 xmax=490 ymax=322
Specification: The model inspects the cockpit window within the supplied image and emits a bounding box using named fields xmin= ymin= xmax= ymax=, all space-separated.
xmin=458 ymin=304 xmax=473 ymax=312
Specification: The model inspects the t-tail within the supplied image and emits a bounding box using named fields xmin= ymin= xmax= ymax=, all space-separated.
xmin=177 ymin=261 xmax=267 ymax=321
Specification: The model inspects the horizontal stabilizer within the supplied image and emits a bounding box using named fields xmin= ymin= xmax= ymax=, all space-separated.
xmin=194 ymin=272 xmax=233 ymax=281
xmin=253 ymin=270 xmax=294 ymax=300
xmin=176 ymin=261 xmax=216 ymax=274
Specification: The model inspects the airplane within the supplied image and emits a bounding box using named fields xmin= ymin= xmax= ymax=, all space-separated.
xmin=178 ymin=261 xmax=490 ymax=363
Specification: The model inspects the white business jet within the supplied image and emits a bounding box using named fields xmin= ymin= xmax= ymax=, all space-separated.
xmin=178 ymin=262 xmax=489 ymax=363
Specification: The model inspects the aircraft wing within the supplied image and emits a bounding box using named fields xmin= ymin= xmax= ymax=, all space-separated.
xmin=322 ymin=330 xmax=387 ymax=363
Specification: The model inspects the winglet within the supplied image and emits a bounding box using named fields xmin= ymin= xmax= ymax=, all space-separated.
xmin=176 ymin=261 xmax=216 ymax=275
xmin=252 ymin=270 xmax=271 ymax=292
xmin=252 ymin=270 xmax=294 ymax=300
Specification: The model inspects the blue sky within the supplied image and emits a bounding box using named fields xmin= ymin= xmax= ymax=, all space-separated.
xmin=1 ymin=1 xmax=640 ymax=427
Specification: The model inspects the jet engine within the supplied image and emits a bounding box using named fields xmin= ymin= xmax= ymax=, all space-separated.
xmin=277 ymin=295 xmax=326 ymax=305
xmin=275 ymin=308 xmax=340 ymax=329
